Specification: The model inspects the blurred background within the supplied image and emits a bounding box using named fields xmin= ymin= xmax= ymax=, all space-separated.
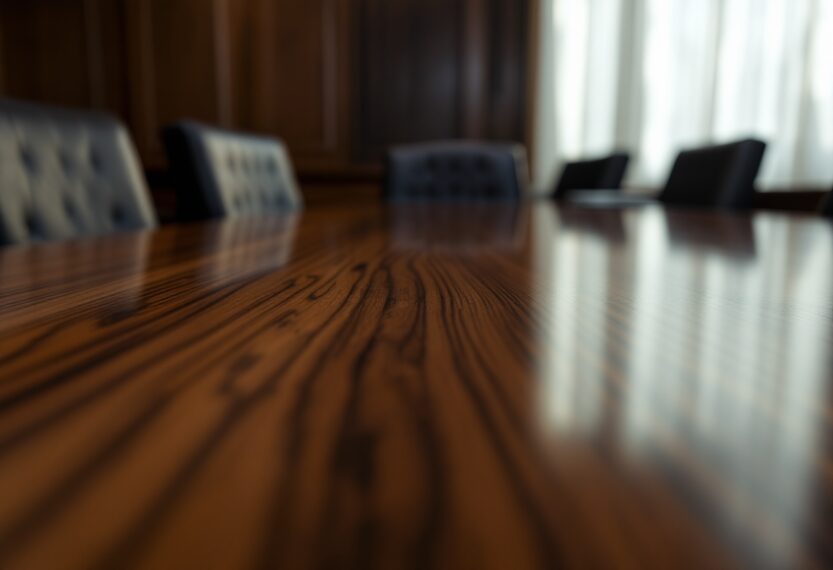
xmin=533 ymin=0 xmax=833 ymax=194
xmin=0 ymin=0 xmax=830 ymax=214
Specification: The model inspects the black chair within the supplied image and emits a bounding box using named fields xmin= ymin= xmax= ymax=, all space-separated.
xmin=658 ymin=138 xmax=766 ymax=209
xmin=552 ymin=153 xmax=630 ymax=199
xmin=0 ymin=99 xmax=157 ymax=246
xmin=820 ymin=191 xmax=833 ymax=218
xmin=384 ymin=142 xmax=528 ymax=200
xmin=163 ymin=121 xmax=303 ymax=221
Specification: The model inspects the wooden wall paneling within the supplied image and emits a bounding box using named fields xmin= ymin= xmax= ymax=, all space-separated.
xmin=86 ymin=0 xmax=130 ymax=117
xmin=0 ymin=0 xmax=124 ymax=112
xmin=82 ymin=0 xmax=106 ymax=107
xmin=461 ymin=0 xmax=487 ymax=139
xmin=228 ymin=0 xmax=350 ymax=174
xmin=124 ymin=0 xmax=232 ymax=168
xmin=353 ymin=0 xmax=529 ymax=163
xmin=214 ymin=0 xmax=234 ymax=129
xmin=0 ymin=11 xmax=4 ymax=95
xmin=461 ymin=0 xmax=531 ymax=143
xmin=225 ymin=0 xmax=253 ymax=129
xmin=354 ymin=0 xmax=465 ymax=161
xmin=483 ymin=0 xmax=528 ymax=142
xmin=0 ymin=0 xmax=531 ymax=184
xmin=417 ymin=0 xmax=464 ymax=142
xmin=0 ymin=1 xmax=87 ymax=105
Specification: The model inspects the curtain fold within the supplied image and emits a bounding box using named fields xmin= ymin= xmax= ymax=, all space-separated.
xmin=532 ymin=0 xmax=833 ymax=193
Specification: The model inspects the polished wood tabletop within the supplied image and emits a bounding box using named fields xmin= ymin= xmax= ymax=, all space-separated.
xmin=0 ymin=202 xmax=832 ymax=569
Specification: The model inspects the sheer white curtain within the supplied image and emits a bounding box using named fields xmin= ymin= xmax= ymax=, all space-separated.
xmin=532 ymin=0 xmax=833 ymax=193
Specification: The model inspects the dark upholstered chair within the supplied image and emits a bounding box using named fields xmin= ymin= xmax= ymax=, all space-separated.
xmin=658 ymin=139 xmax=766 ymax=209
xmin=820 ymin=191 xmax=833 ymax=218
xmin=552 ymin=153 xmax=630 ymax=199
xmin=0 ymin=99 xmax=157 ymax=246
xmin=384 ymin=142 xmax=528 ymax=200
xmin=163 ymin=122 xmax=302 ymax=221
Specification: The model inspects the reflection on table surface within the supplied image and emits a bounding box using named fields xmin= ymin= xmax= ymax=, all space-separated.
xmin=0 ymin=202 xmax=831 ymax=569
xmin=537 ymin=205 xmax=833 ymax=568
xmin=388 ymin=201 xmax=527 ymax=252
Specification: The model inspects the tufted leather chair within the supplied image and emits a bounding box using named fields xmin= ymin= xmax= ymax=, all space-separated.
xmin=163 ymin=122 xmax=303 ymax=221
xmin=821 ymin=191 xmax=833 ymax=219
xmin=659 ymin=139 xmax=766 ymax=209
xmin=384 ymin=142 xmax=528 ymax=200
xmin=552 ymin=153 xmax=630 ymax=200
xmin=0 ymin=99 xmax=157 ymax=246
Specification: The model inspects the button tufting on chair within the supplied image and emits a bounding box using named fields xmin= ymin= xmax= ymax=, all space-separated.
xmin=0 ymin=99 xmax=157 ymax=246
xmin=163 ymin=121 xmax=303 ymax=222
xmin=384 ymin=142 xmax=528 ymax=201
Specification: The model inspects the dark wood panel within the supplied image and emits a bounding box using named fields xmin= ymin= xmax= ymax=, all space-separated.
xmin=354 ymin=0 xmax=529 ymax=161
xmin=0 ymin=0 xmax=532 ymax=179
xmin=0 ymin=0 xmax=127 ymax=114
xmin=300 ymin=181 xmax=380 ymax=207
xmin=125 ymin=0 xmax=231 ymax=167
xmin=0 ymin=20 xmax=4 ymax=95
xmin=356 ymin=0 xmax=463 ymax=153
xmin=227 ymin=0 xmax=350 ymax=171
xmin=0 ymin=0 xmax=90 ymax=105
xmin=0 ymin=203 xmax=832 ymax=568
xmin=485 ymin=0 xmax=529 ymax=140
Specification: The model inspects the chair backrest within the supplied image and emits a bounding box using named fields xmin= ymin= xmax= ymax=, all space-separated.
xmin=0 ymin=99 xmax=157 ymax=246
xmin=821 ymin=191 xmax=833 ymax=218
xmin=384 ymin=142 xmax=528 ymax=200
xmin=659 ymin=138 xmax=766 ymax=209
xmin=552 ymin=153 xmax=630 ymax=199
xmin=163 ymin=121 xmax=302 ymax=221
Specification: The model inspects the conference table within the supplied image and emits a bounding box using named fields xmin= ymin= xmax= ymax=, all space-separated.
xmin=0 ymin=200 xmax=831 ymax=569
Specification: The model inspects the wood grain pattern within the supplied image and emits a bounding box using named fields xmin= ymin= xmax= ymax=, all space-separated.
xmin=0 ymin=202 xmax=832 ymax=569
